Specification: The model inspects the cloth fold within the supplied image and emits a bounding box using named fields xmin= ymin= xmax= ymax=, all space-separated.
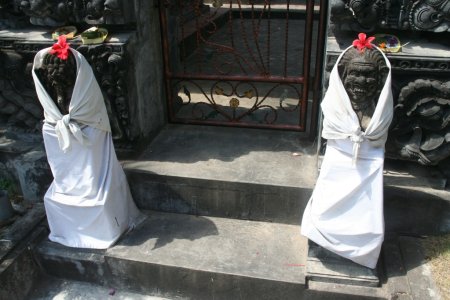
xmin=301 ymin=46 xmax=393 ymax=269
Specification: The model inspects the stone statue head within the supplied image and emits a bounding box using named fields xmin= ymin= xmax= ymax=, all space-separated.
xmin=36 ymin=50 xmax=76 ymax=115
xmin=338 ymin=47 xmax=388 ymax=107
xmin=337 ymin=46 xmax=388 ymax=129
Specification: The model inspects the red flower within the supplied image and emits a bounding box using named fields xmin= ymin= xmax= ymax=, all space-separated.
xmin=352 ymin=33 xmax=375 ymax=52
xmin=50 ymin=35 xmax=70 ymax=60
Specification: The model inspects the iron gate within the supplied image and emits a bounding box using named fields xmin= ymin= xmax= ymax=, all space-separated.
xmin=159 ymin=0 xmax=327 ymax=133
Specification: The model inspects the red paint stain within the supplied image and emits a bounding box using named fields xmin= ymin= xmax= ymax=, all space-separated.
xmin=285 ymin=263 xmax=305 ymax=267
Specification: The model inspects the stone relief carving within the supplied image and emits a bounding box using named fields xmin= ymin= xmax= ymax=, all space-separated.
xmin=76 ymin=44 xmax=130 ymax=141
xmin=386 ymin=79 xmax=450 ymax=165
xmin=0 ymin=0 xmax=135 ymax=28
xmin=0 ymin=49 xmax=42 ymax=132
xmin=331 ymin=0 xmax=450 ymax=32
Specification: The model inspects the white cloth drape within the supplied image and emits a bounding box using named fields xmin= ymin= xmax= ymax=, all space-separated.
xmin=301 ymin=46 xmax=393 ymax=269
xmin=33 ymin=48 xmax=141 ymax=249
xmin=33 ymin=48 xmax=111 ymax=153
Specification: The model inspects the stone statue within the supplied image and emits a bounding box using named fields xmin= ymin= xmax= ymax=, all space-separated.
xmin=32 ymin=37 xmax=142 ymax=249
xmin=35 ymin=51 xmax=76 ymax=115
xmin=301 ymin=34 xmax=393 ymax=269
xmin=337 ymin=46 xmax=389 ymax=131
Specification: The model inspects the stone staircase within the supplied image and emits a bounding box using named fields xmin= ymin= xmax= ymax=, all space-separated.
xmin=29 ymin=124 xmax=319 ymax=299
xmin=1 ymin=124 xmax=447 ymax=299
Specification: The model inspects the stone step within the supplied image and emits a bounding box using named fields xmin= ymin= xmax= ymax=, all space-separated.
xmin=29 ymin=211 xmax=441 ymax=299
xmin=123 ymin=124 xmax=318 ymax=225
xmin=27 ymin=276 xmax=171 ymax=300
xmin=34 ymin=210 xmax=309 ymax=300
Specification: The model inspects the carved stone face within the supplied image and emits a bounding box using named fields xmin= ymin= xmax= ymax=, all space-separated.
xmin=338 ymin=48 xmax=387 ymax=108
xmin=342 ymin=57 xmax=378 ymax=106
xmin=38 ymin=53 xmax=76 ymax=115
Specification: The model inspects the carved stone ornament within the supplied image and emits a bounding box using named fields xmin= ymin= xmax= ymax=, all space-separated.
xmin=386 ymin=79 xmax=450 ymax=165
xmin=331 ymin=0 xmax=450 ymax=32
xmin=0 ymin=49 xmax=43 ymax=131
xmin=77 ymin=44 xmax=131 ymax=141
xmin=0 ymin=0 xmax=135 ymax=28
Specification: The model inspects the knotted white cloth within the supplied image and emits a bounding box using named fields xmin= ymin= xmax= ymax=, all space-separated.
xmin=301 ymin=46 xmax=393 ymax=269
xmin=32 ymin=48 xmax=141 ymax=249
xmin=32 ymin=48 xmax=111 ymax=152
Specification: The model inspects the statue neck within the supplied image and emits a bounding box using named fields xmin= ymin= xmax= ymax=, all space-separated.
xmin=351 ymin=99 xmax=375 ymax=113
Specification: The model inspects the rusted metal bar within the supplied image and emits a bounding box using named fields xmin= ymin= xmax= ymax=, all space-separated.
xmin=309 ymin=0 xmax=328 ymax=140
xmin=169 ymin=73 xmax=305 ymax=84
xmin=284 ymin=0 xmax=290 ymax=77
xmin=267 ymin=1 xmax=271 ymax=74
xmin=169 ymin=117 xmax=306 ymax=131
xmin=300 ymin=0 xmax=314 ymax=130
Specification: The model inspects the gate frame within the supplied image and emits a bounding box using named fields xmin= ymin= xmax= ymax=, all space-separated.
xmin=158 ymin=0 xmax=327 ymax=137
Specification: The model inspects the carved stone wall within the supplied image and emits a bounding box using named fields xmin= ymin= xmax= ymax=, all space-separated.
xmin=331 ymin=0 xmax=450 ymax=32
xmin=0 ymin=0 xmax=135 ymax=28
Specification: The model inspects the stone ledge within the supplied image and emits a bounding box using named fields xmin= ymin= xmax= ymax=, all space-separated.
xmin=35 ymin=210 xmax=308 ymax=299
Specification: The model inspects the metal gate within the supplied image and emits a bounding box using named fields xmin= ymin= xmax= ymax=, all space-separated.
xmin=159 ymin=0 xmax=327 ymax=133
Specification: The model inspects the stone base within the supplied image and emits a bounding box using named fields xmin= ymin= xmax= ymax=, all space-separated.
xmin=306 ymin=241 xmax=380 ymax=288
xmin=0 ymin=131 xmax=52 ymax=202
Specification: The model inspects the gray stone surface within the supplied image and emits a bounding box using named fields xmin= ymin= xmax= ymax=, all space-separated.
xmin=35 ymin=210 xmax=308 ymax=299
xmin=125 ymin=124 xmax=317 ymax=187
xmin=33 ymin=213 xmax=445 ymax=299
xmin=28 ymin=277 xmax=172 ymax=300
xmin=127 ymin=0 xmax=167 ymax=142
xmin=305 ymin=236 xmax=443 ymax=300
xmin=383 ymin=237 xmax=413 ymax=300
xmin=123 ymin=124 xmax=317 ymax=223
xmin=306 ymin=242 xmax=380 ymax=287
xmin=384 ymin=161 xmax=448 ymax=190
xmin=13 ymin=149 xmax=52 ymax=202
xmin=0 ymin=203 xmax=45 ymax=261
xmin=306 ymin=281 xmax=386 ymax=300
xmin=0 ymin=132 xmax=51 ymax=203
xmin=384 ymin=185 xmax=450 ymax=235
xmin=398 ymin=236 xmax=442 ymax=300
xmin=0 ymin=224 xmax=47 ymax=300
